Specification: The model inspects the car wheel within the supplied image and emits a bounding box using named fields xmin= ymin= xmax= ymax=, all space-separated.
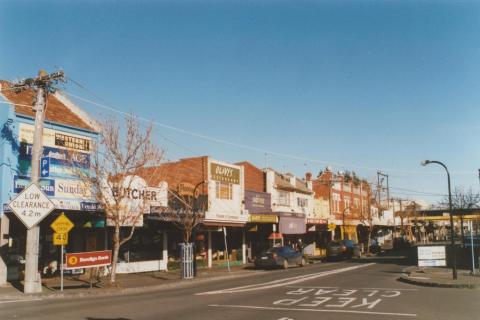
xmin=283 ymin=259 xmax=289 ymax=269
xmin=300 ymin=258 xmax=306 ymax=267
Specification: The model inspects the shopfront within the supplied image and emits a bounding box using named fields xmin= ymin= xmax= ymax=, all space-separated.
xmin=204 ymin=160 xmax=247 ymax=267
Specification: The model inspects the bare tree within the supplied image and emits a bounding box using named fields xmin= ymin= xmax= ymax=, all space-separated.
xmin=439 ymin=186 xmax=480 ymax=242
xmin=74 ymin=114 xmax=163 ymax=283
xmin=162 ymin=183 xmax=206 ymax=243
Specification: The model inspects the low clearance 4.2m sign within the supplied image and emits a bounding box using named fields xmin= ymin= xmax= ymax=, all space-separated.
xmin=66 ymin=250 xmax=112 ymax=269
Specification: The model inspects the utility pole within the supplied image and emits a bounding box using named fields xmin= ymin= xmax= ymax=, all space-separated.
xmin=377 ymin=171 xmax=390 ymax=210
xmin=10 ymin=70 xmax=64 ymax=293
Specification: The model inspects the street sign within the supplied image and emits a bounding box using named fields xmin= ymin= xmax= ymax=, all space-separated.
xmin=418 ymin=246 xmax=446 ymax=267
xmin=41 ymin=157 xmax=50 ymax=177
xmin=53 ymin=232 xmax=68 ymax=245
xmin=51 ymin=213 xmax=74 ymax=234
xmin=8 ymin=183 xmax=55 ymax=229
xmin=65 ymin=250 xmax=112 ymax=269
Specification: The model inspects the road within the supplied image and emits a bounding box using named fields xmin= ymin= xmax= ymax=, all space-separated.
xmin=1 ymin=256 xmax=478 ymax=320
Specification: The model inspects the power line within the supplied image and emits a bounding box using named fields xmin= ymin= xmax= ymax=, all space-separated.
xmin=62 ymin=90 xmax=476 ymax=177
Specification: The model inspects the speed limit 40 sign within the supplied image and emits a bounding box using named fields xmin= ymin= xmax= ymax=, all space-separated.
xmin=53 ymin=232 xmax=68 ymax=245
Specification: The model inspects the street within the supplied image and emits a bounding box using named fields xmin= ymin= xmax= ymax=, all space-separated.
xmin=1 ymin=256 xmax=478 ymax=320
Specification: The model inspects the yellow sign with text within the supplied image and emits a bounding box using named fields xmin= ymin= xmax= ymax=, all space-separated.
xmin=53 ymin=232 xmax=68 ymax=246
xmin=51 ymin=213 xmax=74 ymax=234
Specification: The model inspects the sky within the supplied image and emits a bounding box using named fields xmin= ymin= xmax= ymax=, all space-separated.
xmin=1 ymin=0 xmax=479 ymax=205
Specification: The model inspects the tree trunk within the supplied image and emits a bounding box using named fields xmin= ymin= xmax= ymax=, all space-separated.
xmin=110 ymin=225 xmax=120 ymax=283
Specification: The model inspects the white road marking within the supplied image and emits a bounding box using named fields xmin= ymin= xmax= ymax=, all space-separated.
xmin=0 ymin=298 xmax=42 ymax=304
xmin=286 ymin=286 xmax=419 ymax=291
xmin=209 ymin=304 xmax=417 ymax=317
xmin=196 ymin=263 xmax=375 ymax=295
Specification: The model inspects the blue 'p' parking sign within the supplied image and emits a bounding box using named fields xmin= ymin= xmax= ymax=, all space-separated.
xmin=41 ymin=157 xmax=50 ymax=177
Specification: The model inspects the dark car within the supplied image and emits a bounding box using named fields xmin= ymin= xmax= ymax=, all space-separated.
xmin=326 ymin=239 xmax=361 ymax=260
xmin=254 ymin=246 xmax=306 ymax=269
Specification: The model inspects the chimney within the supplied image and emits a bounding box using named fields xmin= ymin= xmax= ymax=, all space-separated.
xmin=305 ymin=172 xmax=312 ymax=181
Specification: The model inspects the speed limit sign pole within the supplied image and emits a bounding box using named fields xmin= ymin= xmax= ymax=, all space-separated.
xmin=51 ymin=213 xmax=74 ymax=292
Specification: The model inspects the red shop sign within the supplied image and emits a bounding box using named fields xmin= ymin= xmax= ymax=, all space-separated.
xmin=66 ymin=250 xmax=112 ymax=269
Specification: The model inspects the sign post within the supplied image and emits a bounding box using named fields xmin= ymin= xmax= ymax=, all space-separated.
xmin=51 ymin=213 xmax=74 ymax=292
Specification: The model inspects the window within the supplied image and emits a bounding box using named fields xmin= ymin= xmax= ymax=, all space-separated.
xmin=297 ymin=197 xmax=308 ymax=207
xmin=215 ymin=181 xmax=232 ymax=199
xmin=354 ymin=198 xmax=360 ymax=208
xmin=344 ymin=199 xmax=351 ymax=210
xmin=278 ymin=190 xmax=290 ymax=206
xmin=332 ymin=194 xmax=340 ymax=213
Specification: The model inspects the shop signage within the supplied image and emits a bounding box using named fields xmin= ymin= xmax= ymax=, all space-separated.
xmin=245 ymin=190 xmax=272 ymax=214
xmin=53 ymin=232 xmax=68 ymax=245
xmin=80 ymin=202 xmax=101 ymax=211
xmin=417 ymin=246 xmax=446 ymax=267
xmin=8 ymin=183 xmax=55 ymax=229
xmin=106 ymin=177 xmax=168 ymax=226
xmin=279 ymin=217 xmax=306 ymax=235
xmin=249 ymin=214 xmax=278 ymax=223
xmin=65 ymin=250 xmax=112 ymax=269
xmin=307 ymin=218 xmax=328 ymax=225
xmin=55 ymin=179 xmax=92 ymax=199
xmin=14 ymin=176 xmax=55 ymax=196
xmin=19 ymin=123 xmax=92 ymax=153
xmin=51 ymin=213 xmax=74 ymax=234
xmin=210 ymin=162 xmax=240 ymax=184
xmin=178 ymin=182 xmax=196 ymax=197
xmin=205 ymin=211 xmax=249 ymax=224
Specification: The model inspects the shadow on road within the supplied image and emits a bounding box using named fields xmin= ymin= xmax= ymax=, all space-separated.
xmin=85 ymin=318 xmax=131 ymax=320
xmin=350 ymin=249 xmax=416 ymax=267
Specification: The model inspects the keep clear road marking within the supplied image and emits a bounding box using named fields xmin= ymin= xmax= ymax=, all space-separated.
xmin=0 ymin=298 xmax=42 ymax=304
xmin=196 ymin=263 xmax=375 ymax=295
xmin=208 ymin=304 xmax=417 ymax=318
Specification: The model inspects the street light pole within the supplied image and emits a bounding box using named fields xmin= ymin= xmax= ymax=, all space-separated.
xmin=421 ymin=160 xmax=457 ymax=280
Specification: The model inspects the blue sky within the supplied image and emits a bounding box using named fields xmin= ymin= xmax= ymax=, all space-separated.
xmin=1 ymin=1 xmax=479 ymax=204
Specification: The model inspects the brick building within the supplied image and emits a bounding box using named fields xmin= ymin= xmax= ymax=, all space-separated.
xmin=313 ymin=168 xmax=372 ymax=242
xmin=138 ymin=156 xmax=247 ymax=268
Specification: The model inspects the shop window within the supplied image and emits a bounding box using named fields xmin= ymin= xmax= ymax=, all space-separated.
xmin=278 ymin=190 xmax=290 ymax=206
xmin=215 ymin=181 xmax=232 ymax=199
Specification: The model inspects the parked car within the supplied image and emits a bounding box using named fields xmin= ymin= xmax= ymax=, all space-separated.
xmin=326 ymin=239 xmax=361 ymax=260
xmin=254 ymin=246 xmax=306 ymax=269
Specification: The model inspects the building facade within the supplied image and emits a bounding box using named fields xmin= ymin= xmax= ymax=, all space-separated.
xmin=0 ymin=81 xmax=99 ymax=283
xmin=313 ymin=168 xmax=372 ymax=243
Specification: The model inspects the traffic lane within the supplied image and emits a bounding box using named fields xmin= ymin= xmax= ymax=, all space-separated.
xmin=3 ymin=261 xmax=476 ymax=320
xmin=0 ymin=261 xmax=353 ymax=320
xmin=202 ymin=262 xmax=479 ymax=320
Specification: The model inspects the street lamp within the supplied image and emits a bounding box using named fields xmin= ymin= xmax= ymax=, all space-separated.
xmin=420 ymin=160 xmax=457 ymax=280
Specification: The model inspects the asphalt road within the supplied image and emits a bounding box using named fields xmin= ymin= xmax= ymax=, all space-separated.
xmin=1 ymin=256 xmax=478 ymax=320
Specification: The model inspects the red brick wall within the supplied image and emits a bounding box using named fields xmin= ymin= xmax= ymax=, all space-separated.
xmin=236 ymin=161 xmax=265 ymax=193
xmin=137 ymin=156 xmax=209 ymax=195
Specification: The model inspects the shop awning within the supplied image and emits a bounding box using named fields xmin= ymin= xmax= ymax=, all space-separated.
xmin=268 ymin=232 xmax=283 ymax=239
xmin=203 ymin=221 xmax=246 ymax=227
xmin=279 ymin=217 xmax=306 ymax=235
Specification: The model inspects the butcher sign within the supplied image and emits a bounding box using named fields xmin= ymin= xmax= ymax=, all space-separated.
xmin=8 ymin=183 xmax=55 ymax=229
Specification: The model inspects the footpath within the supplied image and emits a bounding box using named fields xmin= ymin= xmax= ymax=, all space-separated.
xmin=399 ymin=266 xmax=480 ymax=288
xmin=0 ymin=264 xmax=263 ymax=300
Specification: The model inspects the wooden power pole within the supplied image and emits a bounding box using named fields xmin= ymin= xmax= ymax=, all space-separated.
xmin=9 ymin=70 xmax=64 ymax=293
